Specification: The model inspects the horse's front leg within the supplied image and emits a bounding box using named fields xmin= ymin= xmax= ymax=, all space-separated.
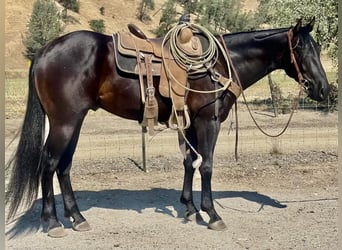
xmin=180 ymin=127 xmax=201 ymax=221
xmin=196 ymin=118 xmax=227 ymax=231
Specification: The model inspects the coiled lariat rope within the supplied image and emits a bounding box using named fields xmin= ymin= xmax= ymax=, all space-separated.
xmin=168 ymin=24 xmax=217 ymax=71
xmin=161 ymin=23 xmax=234 ymax=168
xmin=161 ymin=23 xmax=233 ymax=94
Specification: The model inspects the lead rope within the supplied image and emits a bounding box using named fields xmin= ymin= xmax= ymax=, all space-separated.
xmin=234 ymin=100 xmax=238 ymax=160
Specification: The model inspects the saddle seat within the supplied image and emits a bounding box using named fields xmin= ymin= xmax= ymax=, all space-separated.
xmin=117 ymin=30 xmax=172 ymax=59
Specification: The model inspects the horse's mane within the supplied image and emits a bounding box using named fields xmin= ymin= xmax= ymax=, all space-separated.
xmin=223 ymin=27 xmax=289 ymax=40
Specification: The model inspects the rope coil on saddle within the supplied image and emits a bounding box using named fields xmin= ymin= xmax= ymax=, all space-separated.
xmin=168 ymin=24 xmax=218 ymax=71
xmin=161 ymin=23 xmax=233 ymax=94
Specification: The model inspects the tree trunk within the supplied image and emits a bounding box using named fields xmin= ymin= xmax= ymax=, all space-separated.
xmin=268 ymin=74 xmax=279 ymax=117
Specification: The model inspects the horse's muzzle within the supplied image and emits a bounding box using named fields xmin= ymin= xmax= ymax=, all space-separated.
xmin=303 ymin=79 xmax=330 ymax=102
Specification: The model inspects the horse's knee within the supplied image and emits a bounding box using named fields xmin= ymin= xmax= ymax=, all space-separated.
xmin=199 ymin=162 xmax=212 ymax=178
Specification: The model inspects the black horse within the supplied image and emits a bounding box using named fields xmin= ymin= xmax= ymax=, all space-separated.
xmin=6 ymin=19 xmax=329 ymax=237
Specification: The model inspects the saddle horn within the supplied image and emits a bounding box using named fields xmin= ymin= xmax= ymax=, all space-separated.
xmin=127 ymin=23 xmax=147 ymax=39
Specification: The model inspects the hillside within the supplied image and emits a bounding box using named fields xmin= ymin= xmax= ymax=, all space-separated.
xmin=5 ymin=0 xmax=258 ymax=76
xmin=5 ymin=0 xmax=164 ymax=74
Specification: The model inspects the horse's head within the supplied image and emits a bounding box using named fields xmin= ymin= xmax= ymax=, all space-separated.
xmin=284 ymin=18 xmax=330 ymax=102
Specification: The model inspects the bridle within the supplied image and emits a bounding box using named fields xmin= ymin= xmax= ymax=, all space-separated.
xmin=287 ymin=29 xmax=309 ymax=92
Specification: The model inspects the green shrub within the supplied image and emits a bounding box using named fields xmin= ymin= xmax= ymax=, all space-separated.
xmin=100 ymin=6 xmax=105 ymax=15
xmin=58 ymin=0 xmax=80 ymax=13
xmin=89 ymin=19 xmax=106 ymax=33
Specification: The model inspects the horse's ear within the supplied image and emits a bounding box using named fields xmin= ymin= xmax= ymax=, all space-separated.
xmin=292 ymin=18 xmax=302 ymax=35
xmin=306 ymin=17 xmax=315 ymax=32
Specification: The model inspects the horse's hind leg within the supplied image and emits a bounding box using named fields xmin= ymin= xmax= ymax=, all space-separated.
xmin=40 ymin=116 xmax=85 ymax=237
xmin=56 ymin=118 xmax=91 ymax=232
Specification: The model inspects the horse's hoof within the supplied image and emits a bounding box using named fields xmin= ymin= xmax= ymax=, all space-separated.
xmin=185 ymin=211 xmax=200 ymax=221
xmin=185 ymin=211 xmax=197 ymax=221
xmin=208 ymin=220 xmax=227 ymax=231
xmin=185 ymin=211 xmax=204 ymax=224
xmin=48 ymin=225 xmax=67 ymax=238
xmin=72 ymin=220 xmax=91 ymax=232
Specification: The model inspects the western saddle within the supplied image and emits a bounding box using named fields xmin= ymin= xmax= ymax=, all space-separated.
xmin=113 ymin=22 xmax=240 ymax=135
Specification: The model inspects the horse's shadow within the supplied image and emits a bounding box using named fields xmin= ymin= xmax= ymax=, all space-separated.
xmin=5 ymin=188 xmax=286 ymax=239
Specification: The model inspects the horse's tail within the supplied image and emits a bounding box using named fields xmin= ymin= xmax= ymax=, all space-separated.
xmin=6 ymin=58 xmax=46 ymax=220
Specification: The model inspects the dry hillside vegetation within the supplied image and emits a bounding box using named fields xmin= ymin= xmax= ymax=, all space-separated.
xmin=5 ymin=0 xmax=258 ymax=74
xmin=5 ymin=0 xmax=164 ymax=72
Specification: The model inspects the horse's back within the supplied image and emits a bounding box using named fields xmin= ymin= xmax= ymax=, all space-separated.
xmin=33 ymin=31 xmax=114 ymax=118
xmin=34 ymin=30 xmax=112 ymax=76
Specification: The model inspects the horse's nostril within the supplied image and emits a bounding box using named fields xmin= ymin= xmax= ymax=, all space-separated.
xmin=303 ymin=80 xmax=309 ymax=88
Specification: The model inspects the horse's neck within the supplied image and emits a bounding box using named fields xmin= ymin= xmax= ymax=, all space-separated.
xmin=227 ymin=29 xmax=288 ymax=90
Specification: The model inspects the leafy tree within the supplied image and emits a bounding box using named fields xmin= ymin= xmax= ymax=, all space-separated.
xmin=181 ymin=0 xmax=198 ymax=14
xmin=23 ymin=0 xmax=64 ymax=60
xmin=137 ymin=0 xmax=155 ymax=22
xmin=256 ymin=0 xmax=338 ymax=111
xmin=196 ymin=0 xmax=256 ymax=33
xmin=154 ymin=0 xmax=256 ymax=36
xmin=154 ymin=0 xmax=178 ymax=37
xmin=89 ymin=19 xmax=106 ymax=33
xmin=256 ymin=0 xmax=338 ymax=63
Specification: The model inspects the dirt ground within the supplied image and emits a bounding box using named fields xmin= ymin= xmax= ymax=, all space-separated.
xmin=4 ymin=109 xmax=338 ymax=250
